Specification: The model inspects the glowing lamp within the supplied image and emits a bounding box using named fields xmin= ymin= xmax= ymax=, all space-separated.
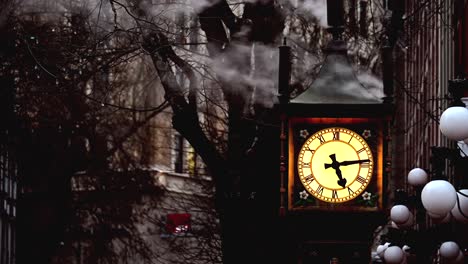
xmin=440 ymin=241 xmax=460 ymax=260
xmin=439 ymin=106 xmax=468 ymax=141
xmin=407 ymin=168 xmax=428 ymax=186
xmin=451 ymin=189 xmax=468 ymax=223
xmin=376 ymin=244 xmax=388 ymax=258
xmin=390 ymin=205 xmax=410 ymax=224
xmin=383 ymin=246 xmax=404 ymax=264
xmin=397 ymin=212 xmax=414 ymax=228
xmin=402 ymin=245 xmax=411 ymax=255
xmin=421 ymin=180 xmax=457 ymax=215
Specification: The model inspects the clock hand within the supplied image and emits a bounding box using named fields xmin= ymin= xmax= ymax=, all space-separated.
xmin=335 ymin=167 xmax=347 ymax=188
xmin=324 ymin=154 xmax=339 ymax=169
xmin=339 ymin=159 xmax=370 ymax=166
xmin=324 ymin=154 xmax=347 ymax=188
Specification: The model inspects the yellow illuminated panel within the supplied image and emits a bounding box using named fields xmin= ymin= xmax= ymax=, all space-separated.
xmin=297 ymin=127 xmax=373 ymax=203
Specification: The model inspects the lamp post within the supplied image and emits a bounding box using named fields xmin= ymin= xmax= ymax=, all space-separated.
xmin=375 ymin=79 xmax=468 ymax=263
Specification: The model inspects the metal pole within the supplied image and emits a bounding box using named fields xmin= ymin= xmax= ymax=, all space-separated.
xmin=278 ymin=38 xmax=291 ymax=216
xmin=278 ymin=38 xmax=291 ymax=105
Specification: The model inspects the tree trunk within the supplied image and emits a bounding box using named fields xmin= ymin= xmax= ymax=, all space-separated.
xmin=132 ymin=0 xmax=286 ymax=261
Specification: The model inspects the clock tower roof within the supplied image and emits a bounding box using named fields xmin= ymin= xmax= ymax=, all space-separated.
xmin=290 ymin=40 xmax=383 ymax=105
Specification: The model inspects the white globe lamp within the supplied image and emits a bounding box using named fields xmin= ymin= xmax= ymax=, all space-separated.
xmin=407 ymin=168 xmax=428 ymax=186
xmin=376 ymin=244 xmax=387 ymax=258
xmin=458 ymin=140 xmax=468 ymax=157
xmin=384 ymin=246 xmax=404 ymax=264
xmin=402 ymin=245 xmax=411 ymax=255
xmin=390 ymin=205 xmax=411 ymax=224
xmin=439 ymin=106 xmax=468 ymax=141
xmin=451 ymin=189 xmax=468 ymax=223
xmin=421 ymin=180 xmax=457 ymax=215
xmin=398 ymin=212 xmax=414 ymax=228
xmin=440 ymin=241 xmax=460 ymax=260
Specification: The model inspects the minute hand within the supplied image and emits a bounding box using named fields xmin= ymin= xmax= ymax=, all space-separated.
xmin=339 ymin=159 xmax=370 ymax=166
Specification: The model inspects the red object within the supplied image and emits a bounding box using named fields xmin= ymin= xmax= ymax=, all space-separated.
xmin=166 ymin=213 xmax=191 ymax=234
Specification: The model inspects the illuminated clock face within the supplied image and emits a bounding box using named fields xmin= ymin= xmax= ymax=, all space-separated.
xmin=297 ymin=127 xmax=373 ymax=203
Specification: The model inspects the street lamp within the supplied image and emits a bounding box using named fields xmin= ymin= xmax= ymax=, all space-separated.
xmin=421 ymin=180 xmax=457 ymax=216
xmin=439 ymin=106 xmax=468 ymax=141
xmin=375 ymin=79 xmax=468 ymax=264
xmin=452 ymin=189 xmax=468 ymax=223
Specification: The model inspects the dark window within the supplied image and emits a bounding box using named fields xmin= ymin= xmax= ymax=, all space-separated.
xmin=174 ymin=133 xmax=184 ymax=173
xmin=0 ymin=139 xmax=17 ymax=264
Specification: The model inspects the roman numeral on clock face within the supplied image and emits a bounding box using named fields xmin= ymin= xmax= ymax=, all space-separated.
xmin=318 ymin=134 xmax=325 ymax=144
xmin=356 ymin=176 xmax=367 ymax=184
xmin=333 ymin=131 xmax=340 ymax=140
xmin=303 ymin=175 xmax=315 ymax=183
xmin=316 ymin=186 xmax=324 ymax=195
xmin=332 ymin=189 xmax=338 ymax=199
xmin=347 ymin=187 xmax=354 ymax=195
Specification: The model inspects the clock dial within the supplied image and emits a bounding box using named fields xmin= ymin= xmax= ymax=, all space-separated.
xmin=297 ymin=127 xmax=373 ymax=203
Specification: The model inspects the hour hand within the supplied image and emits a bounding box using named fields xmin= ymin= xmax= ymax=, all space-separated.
xmin=339 ymin=159 xmax=370 ymax=166
xmin=335 ymin=168 xmax=347 ymax=188
xmin=324 ymin=154 xmax=339 ymax=169
xmin=324 ymin=154 xmax=347 ymax=188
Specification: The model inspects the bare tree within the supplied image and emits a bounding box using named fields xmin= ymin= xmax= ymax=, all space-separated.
xmin=2 ymin=0 xmax=426 ymax=263
xmin=123 ymin=1 xmax=389 ymax=263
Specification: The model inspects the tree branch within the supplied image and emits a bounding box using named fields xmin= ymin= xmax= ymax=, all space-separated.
xmin=107 ymin=106 xmax=168 ymax=157
xmin=141 ymin=31 xmax=227 ymax=180
xmin=198 ymin=0 xmax=241 ymax=55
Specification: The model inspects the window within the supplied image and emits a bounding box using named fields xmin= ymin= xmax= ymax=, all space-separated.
xmin=172 ymin=131 xmax=206 ymax=176
xmin=0 ymin=140 xmax=17 ymax=264
xmin=173 ymin=132 xmax=184 ymax=173
xmin=455 ymin=0 xmax=468 ymax=77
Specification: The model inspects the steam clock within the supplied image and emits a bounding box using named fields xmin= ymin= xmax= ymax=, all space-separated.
xmin=277 ymin=1 xmax=393 ymax=263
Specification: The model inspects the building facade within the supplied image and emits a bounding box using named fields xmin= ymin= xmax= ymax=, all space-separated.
xmin=386 ymin=0 xmax=468 ymax=262
xmin=395 ymin=0 xmax=455 ymax=184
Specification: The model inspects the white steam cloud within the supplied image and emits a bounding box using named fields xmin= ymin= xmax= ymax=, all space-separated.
xmin=297 ymin=0 xmax=328 ymax=27
xmin=209 ymin=42 xmax=279 ymax=108
xmin=16 ymin=0 xmax=383 ymax=107
xmin=292 ymin=54 xmax=384 ymax=104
